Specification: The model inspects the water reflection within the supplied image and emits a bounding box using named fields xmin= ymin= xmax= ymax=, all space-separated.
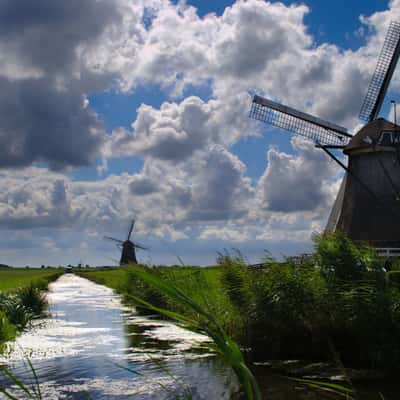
xmin=0 ymin=274 xmax=237 ymax=399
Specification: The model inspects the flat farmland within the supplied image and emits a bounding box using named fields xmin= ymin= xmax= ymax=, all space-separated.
xmin=0 ymin=267 xmax=63 ymax=292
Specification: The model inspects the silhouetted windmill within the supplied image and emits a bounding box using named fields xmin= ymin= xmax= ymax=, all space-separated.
xmin=105 ymin=220 xmax=148 ymax=265
xmin=250 ymin=22 xmax=400 ymax=256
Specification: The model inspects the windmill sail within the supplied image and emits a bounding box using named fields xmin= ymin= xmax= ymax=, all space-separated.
xmin=132 ymin=243 xmax=148 ymax=250
xmin=127 ymin=219 xmax=135 ymax=240
xmin=104 ymin=236 xmax=123 ymax=244
xmin=359 ymin=21 xmax=400 ymax=122
xmin=250 ymin=95 xmax=351 ymax=147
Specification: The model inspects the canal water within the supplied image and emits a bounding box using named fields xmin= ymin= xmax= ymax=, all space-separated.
xmin=0 ymin=274 xmax=398 ymax=399
xmin=0 ymin=274 xmax=238 ymax=399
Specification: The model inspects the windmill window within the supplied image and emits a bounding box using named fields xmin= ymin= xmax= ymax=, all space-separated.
xmin=379 ymin=132 xmax=393 ymax=146
xmin=378 ymin=131 xmax=400 ymax=146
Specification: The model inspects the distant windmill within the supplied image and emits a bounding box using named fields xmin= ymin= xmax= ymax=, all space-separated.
xmin=105 ymin=220 xmax=148 ymax=265
xmin=250 ymin=22 xmax=400 ymax=255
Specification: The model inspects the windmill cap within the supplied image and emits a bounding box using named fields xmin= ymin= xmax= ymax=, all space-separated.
xmin=344 ymin=118 xmax=399 ymax=154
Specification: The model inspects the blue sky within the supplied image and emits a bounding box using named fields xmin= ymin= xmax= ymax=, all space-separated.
xmin=0 ymin=0 xmax=399 ymax=266
xmin=187 ymin=0 xmax=387 ymax=47
xmin=85 ymin=0 xmax=393 ymax=183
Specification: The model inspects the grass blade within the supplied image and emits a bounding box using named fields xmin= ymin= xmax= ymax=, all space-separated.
xmin=0 ymin=388 xmax=20 ymax=400
xmin=27 ymin=358 xmax=42 ymax=400
xmin=288 ymin=377 xmax=354 ymax=399
xmin=0 ymin=366 xmax=34 ymax=398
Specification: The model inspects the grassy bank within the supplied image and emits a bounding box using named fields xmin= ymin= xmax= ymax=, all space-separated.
xmin=78 ymin=266 xmax=237 ymax=328
xmin=0 ymin=267 xmax=63 ymax=292
xmin=0 ymin=267 xmax=63 ymax=350
xmin=79 ymin=232 xmax=400 ymax=374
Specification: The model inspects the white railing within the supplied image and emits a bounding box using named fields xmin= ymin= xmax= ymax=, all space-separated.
xmin=375 ymin=248 xmax=400 ymax=257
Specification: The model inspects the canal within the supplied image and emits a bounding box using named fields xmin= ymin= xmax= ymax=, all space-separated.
xmin=0 ymin=274 xmax=237 ymax=399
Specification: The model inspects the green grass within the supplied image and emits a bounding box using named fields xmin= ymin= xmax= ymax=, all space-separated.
xmin=0 ymin=268 xmax=63 ymax=292
xmin=78 ymin=266 xmax=227 ymax=306
xmin=77 ymin=267 xmax=128 ymax=291
xmin=78 ymin=266 xmax=238 ymax=334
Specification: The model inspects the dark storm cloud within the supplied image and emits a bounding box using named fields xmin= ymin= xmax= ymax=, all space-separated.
xmin=0 ymin=0 xmax=123 ymax=169
xmin=0 ymin=78 xmax=104 ymax=169
xmin=0 ymin=0 xmax=120 ymax=76
xmin=130 ymin=177 xmax=159 ymax=195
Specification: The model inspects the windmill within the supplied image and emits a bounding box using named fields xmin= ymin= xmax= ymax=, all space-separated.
xmin=105 ymin=220 xmax=148 ymax=265
xmin=250 ymin=21 xmax=400 ymax=255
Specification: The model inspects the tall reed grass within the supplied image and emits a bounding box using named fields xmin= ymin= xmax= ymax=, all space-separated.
xmin=125 ymin=266 xmax=262 ymax=400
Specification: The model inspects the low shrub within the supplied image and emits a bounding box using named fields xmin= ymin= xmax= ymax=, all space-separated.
xmin=0 ymin=278 xmax=53 ymax=352
xmin=387 ymin=270 xmax=400 ymax=288
xmin=17 ymin=284 xmax=48 ymax=316
xmin=0 ymin=293 xmax=33 ymax=329
xmin=313 ymin=231 xmax=379 ymax=282
xmin=217 ymin=233 xmax=400 ymax=370
xmin=0 ymin=311 xmax=16 ymax=350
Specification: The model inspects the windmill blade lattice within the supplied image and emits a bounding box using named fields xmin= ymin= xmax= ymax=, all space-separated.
xmin=359 ymin=21 xmax=400 ymax=122
xmin=250 ymin=95 xmax=351 ymax=147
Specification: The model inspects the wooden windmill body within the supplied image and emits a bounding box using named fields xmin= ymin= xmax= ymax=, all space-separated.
xmin=335 ymin=119 xmax=400 ymax=249
xmin=250 ymin=22 xmax=400 ymax=255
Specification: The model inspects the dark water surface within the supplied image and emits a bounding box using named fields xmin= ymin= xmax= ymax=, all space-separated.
xmin=0 ymin=275 xmax=398 ymax=399
xmin=0 ymin=275 xmax=237 ymax=399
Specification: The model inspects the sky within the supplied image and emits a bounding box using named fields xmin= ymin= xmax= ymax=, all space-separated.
xmin=0 ymin=0 xmax=400 ymax=267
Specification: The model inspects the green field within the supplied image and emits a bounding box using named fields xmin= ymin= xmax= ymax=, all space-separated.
xmin=77 ymin=267 xmax=128 ymax=291
xmin=0 ymin=267 xmax=63 ymax=292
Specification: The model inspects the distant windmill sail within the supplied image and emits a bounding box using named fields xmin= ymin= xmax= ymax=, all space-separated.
xmin=105 ymin=219 xmax=148 ymax=265
xmin=104 ymin=236 xmax=123 ymax=244
xmin=250 ymin=21 xmax=400 ymax=252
